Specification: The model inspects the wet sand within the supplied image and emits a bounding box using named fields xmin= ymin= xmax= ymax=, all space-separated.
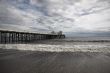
xmin=0 ymin=49 xmax=110 ymax=73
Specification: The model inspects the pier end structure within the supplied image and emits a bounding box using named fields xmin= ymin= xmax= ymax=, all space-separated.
xmin=0 ymin=30 xmax=65 ymax=44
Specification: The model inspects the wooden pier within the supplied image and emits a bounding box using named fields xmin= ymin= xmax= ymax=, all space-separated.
xmin=0 ymin=30 xmax=65 ymax=44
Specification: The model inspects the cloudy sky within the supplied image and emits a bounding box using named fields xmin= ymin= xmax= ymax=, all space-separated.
xmin=0 ymin=0 xmax=110 ymax=36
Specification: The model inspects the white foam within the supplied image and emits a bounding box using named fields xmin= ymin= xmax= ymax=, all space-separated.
xmin=0 ymin=44 xmax=110 ymax=52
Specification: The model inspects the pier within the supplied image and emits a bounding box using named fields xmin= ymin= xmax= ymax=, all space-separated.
xmin=0 ymin=30 xmax=65 ymax=44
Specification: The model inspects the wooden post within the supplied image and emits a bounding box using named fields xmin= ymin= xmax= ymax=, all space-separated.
xmin=4 ymin=32 xmax=6 ymax=43
xmin=18 ymin=33 xmax=20 ymax=43
xmin=1 ymin=32 xmax=3 ymax=43
xmin=0 ymin=31 xmax=1 ymax=44
xmin=9 ymin=33 xmax=11 ymax=43
xmin=16 ymin=33 xmax=17 ymax=43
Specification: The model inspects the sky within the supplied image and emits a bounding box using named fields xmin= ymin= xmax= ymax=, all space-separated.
xmin=0 ymin=0 xmax=110 ymax=36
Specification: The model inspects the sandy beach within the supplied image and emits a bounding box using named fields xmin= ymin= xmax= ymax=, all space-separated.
xmin=0 ymin=49 xmax=110 ymax=73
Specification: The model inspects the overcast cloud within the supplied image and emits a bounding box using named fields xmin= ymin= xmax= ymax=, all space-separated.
xmin=0 ymin=0 xmax=110 ymax=35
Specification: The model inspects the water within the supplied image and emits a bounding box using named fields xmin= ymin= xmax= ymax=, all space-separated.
xmin=0 ymin=37 xmax=110 ymax=52
xmin=65 ymin=36 xmax=110 ymax=41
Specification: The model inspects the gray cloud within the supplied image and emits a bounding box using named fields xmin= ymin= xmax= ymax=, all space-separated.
xmin=0 ymin=1 xmax=24 ymax=25
xmin=0 ymin=0 xmax=110 ymax=34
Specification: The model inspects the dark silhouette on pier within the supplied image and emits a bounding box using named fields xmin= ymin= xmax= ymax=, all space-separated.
xmin=0 ymin=30 xmax=65 ymax=44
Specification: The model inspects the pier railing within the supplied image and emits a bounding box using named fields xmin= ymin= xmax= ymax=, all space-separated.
xmin=0 ymin=30 xmax=65 ymax=44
